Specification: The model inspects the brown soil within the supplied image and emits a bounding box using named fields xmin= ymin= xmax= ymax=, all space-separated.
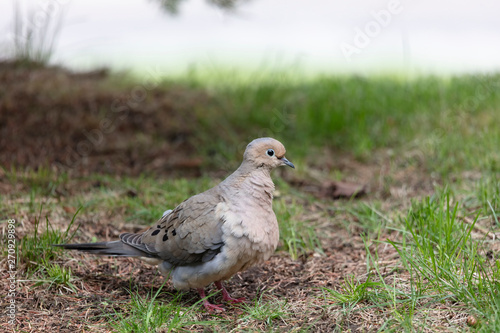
xmin=0 ymin=61 xmax=207 ymax=177
xmin=5 ymin=218 xmax=396 ymax=332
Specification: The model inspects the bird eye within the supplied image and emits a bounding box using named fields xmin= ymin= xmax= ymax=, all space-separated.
xmin=266 ymin=149 xmax=275 ymax=157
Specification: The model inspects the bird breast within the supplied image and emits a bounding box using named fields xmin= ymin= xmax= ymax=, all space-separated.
xmin=218 ymin=173 xmax=280 ymax=262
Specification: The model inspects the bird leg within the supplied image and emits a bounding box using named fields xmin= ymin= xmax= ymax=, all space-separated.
xmin=197 ymin=288 xmax=225 ymax=312
xmin=214 ymin=281 xmax=246 ymax=304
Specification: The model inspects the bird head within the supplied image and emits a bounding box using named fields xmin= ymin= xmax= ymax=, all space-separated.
xmin=243 ymin=137 xmax=295 ymax=170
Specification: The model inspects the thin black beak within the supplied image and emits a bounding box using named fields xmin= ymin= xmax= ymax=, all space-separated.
xmin=281 ymin=157 xmax=295 ymax=169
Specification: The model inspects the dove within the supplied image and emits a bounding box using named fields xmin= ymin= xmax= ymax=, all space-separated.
xmin=55 ymin=137 xmax=295 ymax=311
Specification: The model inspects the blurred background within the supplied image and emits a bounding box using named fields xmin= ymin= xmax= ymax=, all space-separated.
xmin=0 ymin=0 xmax=499 ymax=177
xmin=1 ymin=0 xmax=500 ymax=76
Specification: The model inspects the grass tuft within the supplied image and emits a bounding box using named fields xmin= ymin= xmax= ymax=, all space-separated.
xmin=108 ymin=284 xmax=211 ymax=332
xmin=388 ymin=189 xmax=500 ymax=319
xmin=275 ymin=198 xmax=322 ymax=260
xmin=34 ymin=260 xmax=77 ymax=292
xmin=324 ymin=274 xmax=388 ymax=307
xmin=5 ymin=2 xmax=64 ymax=66
xmin=239 ymin=293 xmax=292 ymax=327
xmin=18 ymin=205 xmax=80 ymax=273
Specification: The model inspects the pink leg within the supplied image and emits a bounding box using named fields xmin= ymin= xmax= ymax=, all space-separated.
xmin=214 ymin=281 xmax=246 ymax=304
xmin=197 ymin=288 xmax=225 ymax=312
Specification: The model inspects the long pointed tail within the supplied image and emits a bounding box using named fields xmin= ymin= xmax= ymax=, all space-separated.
xmin=53 ymin=240 xmax=148 ymax=257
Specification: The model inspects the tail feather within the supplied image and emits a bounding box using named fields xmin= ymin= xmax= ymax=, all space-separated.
xmin=53 ymin=240 xmax=154 ymax=258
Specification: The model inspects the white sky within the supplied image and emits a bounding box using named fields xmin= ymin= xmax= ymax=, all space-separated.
xmin=1 ymin=0 xmax=500 ymax=76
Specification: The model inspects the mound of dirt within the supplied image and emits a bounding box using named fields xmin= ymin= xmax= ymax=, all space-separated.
xmin=0 ymin=61 xmax=208 ymax=176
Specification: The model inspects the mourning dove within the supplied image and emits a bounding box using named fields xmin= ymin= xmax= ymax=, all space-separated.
xmin=56 ymin=137 xmax=295 ymax=311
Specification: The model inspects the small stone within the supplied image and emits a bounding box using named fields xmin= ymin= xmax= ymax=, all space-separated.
xmin=466 ymin=315 xmax=478 ymax=327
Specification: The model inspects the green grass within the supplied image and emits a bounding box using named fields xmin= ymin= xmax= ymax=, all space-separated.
xmin=183 ymin=73 xmax=500 ymax=176
xmin=239 ymin=293 xmax=293 ymax=327
xmin=17 ymin=205 xmax=80 ymax=273
xmin=472 ymin=176 xmax=500 ymax=218
xmin=107 ymin=284 xmax=211 ymax=332
xmin=1 ymin=204 xmax=81 ymax=291
xmin=344 ymin=202 xmax=389 ymax=237
xmin=274 ymin=197 xmax=322 ymax=260
xmin=389 ymin=189 xmax=500 ymax=323
xmin=323 ymin=185 xmax=500 ymax=331
xmin=33 ymin=260 xmax=77 ymax=292
xmin=106 ymin=285 xmax=299 ymax=332
xmin=481 ymin=296 xmax=500 ymax=332
xmin=324 ymin=273 xmax=390 ymax=307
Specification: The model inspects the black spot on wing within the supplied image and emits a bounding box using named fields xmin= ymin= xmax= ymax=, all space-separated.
xmin=151 ymin=229 xmax=160 ymax=236
xmin=150 ymin=196 xmax=226 ymax=266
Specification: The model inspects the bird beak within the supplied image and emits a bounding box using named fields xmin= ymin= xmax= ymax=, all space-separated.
xmin=280 ymin=157 xmax=295 ymax=169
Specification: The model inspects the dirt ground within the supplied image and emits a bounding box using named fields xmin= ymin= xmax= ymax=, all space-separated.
xmin=6 ymin=214 xmax=403 ymax=332
xmin=1 ymin=62 xmax=457 ymax=332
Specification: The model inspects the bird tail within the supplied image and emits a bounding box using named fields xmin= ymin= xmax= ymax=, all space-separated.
xmin=53 ymin=240 xmax=148 ymax=257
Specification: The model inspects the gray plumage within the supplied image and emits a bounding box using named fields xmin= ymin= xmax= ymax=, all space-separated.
xmin=56 ymin=137 xmax=294 ymax=310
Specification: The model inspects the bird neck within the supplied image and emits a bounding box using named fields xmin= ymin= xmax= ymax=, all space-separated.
xmin=223 ymin=163 xmax=275 ymax=204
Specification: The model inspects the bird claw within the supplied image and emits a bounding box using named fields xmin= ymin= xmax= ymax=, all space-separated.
xmin=199 ymin=283 xmax=244 ymax=311
xmin=214 ymin=281 xmax=246 ymax=304
xmin=223 ymin=295 xmax=246 ymax=304
xmin=198 ymin=288 xmax=226 ymax=312
xmin=203 ymin=300 xmax=225 ymax=312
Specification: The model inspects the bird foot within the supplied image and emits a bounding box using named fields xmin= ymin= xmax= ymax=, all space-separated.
xmin=198 ymin=283 xmax=245 ymax=312
xmin=215 ymin=281 xmax=246 ymax=304
xmin=202 ymin=299 xmax=225 ymax=312
xmin=198 ymin=288 xmax=225 ymax=312
xmin=223 ymin=295 xmax=246 ymax=304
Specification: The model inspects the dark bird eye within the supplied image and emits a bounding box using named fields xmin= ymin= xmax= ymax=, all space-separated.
xmin=266 ymin=149 xmax=275 ymax=157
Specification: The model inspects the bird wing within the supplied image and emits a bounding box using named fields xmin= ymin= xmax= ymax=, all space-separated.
xmin=121 ymin=188 xmax=225 ymax=266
